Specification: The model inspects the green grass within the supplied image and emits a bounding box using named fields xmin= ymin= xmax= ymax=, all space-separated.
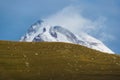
xmin=0 ymin=40 xmax=120 ymax=80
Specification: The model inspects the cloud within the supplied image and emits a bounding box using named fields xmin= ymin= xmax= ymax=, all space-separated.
xmin=44 ymin=6 xmax=115 ymax=41
xmin=99 ymin=32 xmax=116 ymax=42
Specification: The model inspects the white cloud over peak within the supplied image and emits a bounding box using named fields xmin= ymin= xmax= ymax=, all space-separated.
xmin=99 ymin=32 xmax=116 ymax=42
xmin=44 ymin=6 xmax=115 ymax=41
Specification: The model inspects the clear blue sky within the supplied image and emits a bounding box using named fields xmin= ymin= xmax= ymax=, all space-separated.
xmin=0 ymin=0 xmax=120 ymax=54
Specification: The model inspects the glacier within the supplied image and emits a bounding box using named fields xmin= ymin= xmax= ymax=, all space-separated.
xmin=20 ymin=20 xmax=114 ymax=54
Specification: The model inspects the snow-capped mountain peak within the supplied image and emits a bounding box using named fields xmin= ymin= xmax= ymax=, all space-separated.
xmin=20 ymin=20 xmax=114 ymax=54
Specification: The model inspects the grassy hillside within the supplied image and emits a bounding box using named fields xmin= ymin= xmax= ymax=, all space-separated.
xmin=0 ymin=40 xmax=120 ymax=80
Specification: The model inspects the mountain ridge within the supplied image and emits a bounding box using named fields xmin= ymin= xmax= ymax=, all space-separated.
xmin=20 ymin=20 xmax=114 ymax=54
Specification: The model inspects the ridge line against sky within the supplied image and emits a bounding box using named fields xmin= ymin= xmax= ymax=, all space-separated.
xmin=0 ymin=0 xmax=120 ymax=54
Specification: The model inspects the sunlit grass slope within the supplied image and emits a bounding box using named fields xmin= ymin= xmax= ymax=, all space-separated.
xmin=0 ymin=40 xmax=120 ymax=80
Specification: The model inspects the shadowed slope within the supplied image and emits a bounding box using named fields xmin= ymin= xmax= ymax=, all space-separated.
xmin=0 ymin=41 xmax=120 ymax=80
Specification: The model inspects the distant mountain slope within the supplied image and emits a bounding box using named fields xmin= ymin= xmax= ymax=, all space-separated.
xmin=0 ymin=41 xmax=120 ymax=80
xmin=20 ymin=20 xmax=114 ymax=54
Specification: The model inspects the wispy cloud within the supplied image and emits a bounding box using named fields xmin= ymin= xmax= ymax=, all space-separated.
xmin=99 ymin=32 xmax=116 ymax=42
xmin=44 ymin=6 xmax=115 ymax=41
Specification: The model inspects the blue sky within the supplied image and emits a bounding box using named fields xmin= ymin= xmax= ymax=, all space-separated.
xmin=0 ymin=0 xmax=120 ymax=54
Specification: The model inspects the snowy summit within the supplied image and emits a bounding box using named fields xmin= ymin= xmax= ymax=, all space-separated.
xmin=20 ymin=20 xmax=114 ymax=54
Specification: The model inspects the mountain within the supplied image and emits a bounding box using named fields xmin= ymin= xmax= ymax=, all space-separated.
xmin=0 ymin=41 xmax=120 ymax=80
xmin=20 ymin=20 xmax=114 ymax=54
